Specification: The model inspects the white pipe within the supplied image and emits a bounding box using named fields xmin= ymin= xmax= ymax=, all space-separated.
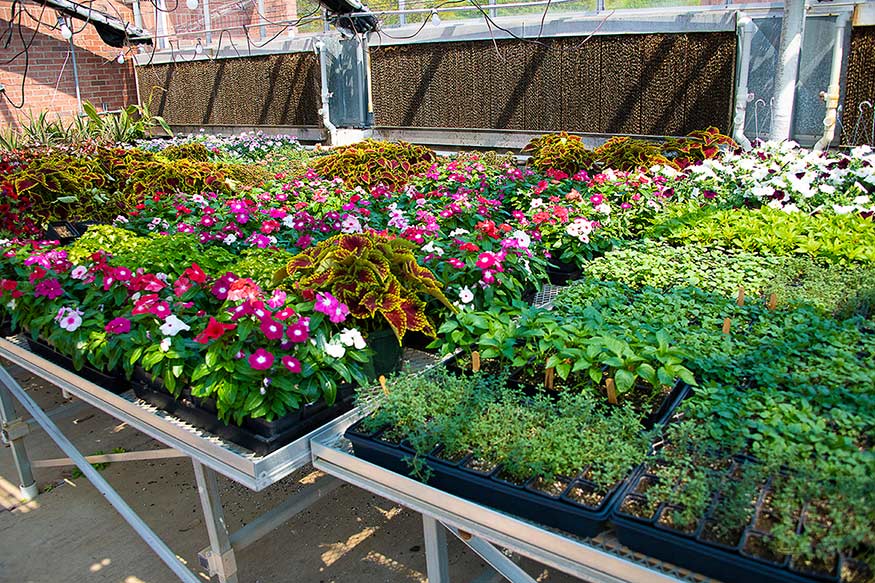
xmin=316 ymin=39 xmax=338 ymax=145
xmin=733 ymin=13 xmax=755 ymax=149
xmin=770 ymin=0 xmax=805 ymax=141
xmin=813 ymin=12 xmax=849 ymax=151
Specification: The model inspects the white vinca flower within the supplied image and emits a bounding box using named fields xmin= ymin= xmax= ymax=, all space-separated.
xmin=459 ymin=286 xmax=474 ymax=304
xmin=512 ymin=230 xmax=531 ymax=249
xmin=324 ymin=341 xmax=346 ymax=359
xmin=160 ymin=314 xmax=190 ymax=337
xmin=339 ymin=328 xmax=367 ymax=350
xmin=159 ymin=337 xmax=172 ymax=352
xmin=70 ymin=266 xmax=88 ymax=280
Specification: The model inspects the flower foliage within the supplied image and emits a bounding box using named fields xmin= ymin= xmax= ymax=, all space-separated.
xmin=274 ymin=233 xmax=455 ymax=342
xmin=310 ymin=139 xmax=437 ymax=191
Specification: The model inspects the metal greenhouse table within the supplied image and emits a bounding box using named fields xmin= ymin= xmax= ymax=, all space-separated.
xmin=309 ymin=416 xmax=711 ymax=583
xmin=0 ymin=335 xmax=346 ymax=583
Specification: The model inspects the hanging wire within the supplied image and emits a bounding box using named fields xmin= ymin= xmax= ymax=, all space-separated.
xmin=850 ymin=100 xmax=872 ymax=146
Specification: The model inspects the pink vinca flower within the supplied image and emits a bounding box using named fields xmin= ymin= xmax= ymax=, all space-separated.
xmin=286 ymin=318 xmax=310 ymax=343
xmin=105 ymin=317 xmax=131 ymax=335
xmin=281 ymin=355 xmax=302 ymax=374
xmin=248 ymin=348 xmax=274 ymax=371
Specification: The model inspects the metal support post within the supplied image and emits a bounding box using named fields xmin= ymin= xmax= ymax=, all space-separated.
xmin=449 ymin=527 xmax=536 ymax=583
xmin=423 ymin=515 xmax=450 ymax=583
xmin=0 ymin=365 xmax=201 ymax=583
xmin=198 ymin=474 xmax=342 ymax=565
xmin=193 ymin=459 xmax=239 ymax=583
xmin=0 ymin=370 xmax=37 ymax=501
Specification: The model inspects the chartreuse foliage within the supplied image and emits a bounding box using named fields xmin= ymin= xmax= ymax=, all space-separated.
xmin=647 ymin=205 xmax=875 ymax=265
xmin=310 ymin=139 xmax=436 ymax=190
xmin=586 ymin=241 xmax=875 ymax=316
xmin=275 ymin=233 xmax=456 ymax=342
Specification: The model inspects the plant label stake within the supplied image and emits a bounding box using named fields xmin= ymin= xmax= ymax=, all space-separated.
xmin=545 ymin=365 xmax=555 ymax=390
xmin=722 ymin=317 xmax=732 ymax=334
xmin=606 ymin=377 xmax=618 ymax=404
xmin=379 ymin=375 xmax=389 ymax=396
xmin=737 ymin=286 xmax=745 ymax=306
xmin=768 ymin=293 xmax=777 ymax=310
xmin=471 ymin=351 xmax=481 ymax=372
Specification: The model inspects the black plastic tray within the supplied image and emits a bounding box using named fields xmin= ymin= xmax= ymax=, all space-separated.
xmin=611 ymin=464 xmax=845 ymax=583
xmin=345 ymin=422 xmax=625 ymax=539
xmin=25 ymin=336 xmax=131 ymax=394
xmin=132 ymin=375 xmax=355 ymax=455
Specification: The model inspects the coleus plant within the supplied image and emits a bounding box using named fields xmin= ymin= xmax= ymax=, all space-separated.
xmin=273 ymin=232 xmax=456 ymax=343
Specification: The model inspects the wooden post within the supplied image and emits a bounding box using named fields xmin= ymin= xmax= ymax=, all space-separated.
xmin=471 ymin=351 xmax=481 ymax=372
xmin=606 ymin=377 xmax=618 ymax=404
xmin=545 ymin=366 xmax=555 ymax=390
xmin=767 ymin=293 xmax=778 ymax=310
xmin=736 ymin=286 xmax=745 ymax=306
xmin=722 ymin=318 xmax=732 ymax=335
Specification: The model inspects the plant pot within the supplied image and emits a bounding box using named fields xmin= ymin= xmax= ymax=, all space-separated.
xmin=43 ymin=221 xmax=96 ymax=245
xmin=345 ymin=420 xmax=627 ymax=539
xmin=612 ymin=464 xmax=843 ymax=583
xmin=25 ymin=336 xmax=131 ymax=394
xmin=545 ymin=258 xmax=581 ymax=286
xmin=365 ymin=328 xmax=403 ymax=378
xmin=131 ymin=369 xmax=355 ymax=455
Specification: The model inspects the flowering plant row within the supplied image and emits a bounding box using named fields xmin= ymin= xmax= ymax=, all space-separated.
xmin=0 ymin=240 xmax=371 ymax=423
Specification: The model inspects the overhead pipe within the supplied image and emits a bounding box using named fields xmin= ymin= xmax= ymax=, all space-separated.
xmin=770 ymin=0 xmax=806 ymax=141
xmin=732 ymin=13 xmax=755 ymax=149
xmin=813 ymin=11 xmax=850 ymax=151
xmin=315 ymin=39 xmax=338 ymax=145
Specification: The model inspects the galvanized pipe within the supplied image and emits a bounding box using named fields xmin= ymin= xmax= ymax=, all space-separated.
xmin=732 ymin=13 xmax=755 ymax=148
xmin=0 ymin=372 xmax=37 ymax=501
xmin=813 ymin=11 xmax=850 ymax=151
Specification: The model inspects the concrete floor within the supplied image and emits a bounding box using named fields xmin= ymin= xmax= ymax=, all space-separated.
xmin=0 ymin=364 xmax=584 ymax=583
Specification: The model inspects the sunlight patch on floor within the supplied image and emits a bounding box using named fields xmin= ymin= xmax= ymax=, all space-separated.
xmin=89 ymin=558 xmax=111 ymax=573
xmin=0 ymin=475 xmax=40 ymax=512
xmin=362 ymin=550 xmax=426 ymax=582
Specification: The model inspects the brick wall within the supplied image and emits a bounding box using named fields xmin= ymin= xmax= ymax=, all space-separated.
xmin=0 ymin=0 xmax=138 ymax=130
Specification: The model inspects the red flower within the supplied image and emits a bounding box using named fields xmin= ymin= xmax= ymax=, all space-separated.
xmin=129 ymin=273 xmax=166 ymax=292
xmin=183 ymin=263 xmax=207 ymax=284
xmin=458 ymin=242 xmax=479 ymax=252
xmin=194 ymin=317 xmax=237 ymax=344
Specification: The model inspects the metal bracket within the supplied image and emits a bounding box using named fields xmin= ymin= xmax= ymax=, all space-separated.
xmin=199 ymin=548 xmax=238 ymax=579
xmin=1 ymin=418 xmax=30 ymax=443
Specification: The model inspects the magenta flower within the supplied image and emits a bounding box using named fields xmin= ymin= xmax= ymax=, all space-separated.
xmin=281 ymin=355 xmax=302 ymax=374
xmin=266 ymin=290 xmax=287 ymax=309
xmin=105 ymin=317 xmax=131 ymax=335
xmin=589 ymin=194 xmax=604 ymax=206
xmin=248 ymin=348 xmax=274 ymax=371
xmin=261 ymin=318 xmax=284 ymax=340
xmin=475 ymin=252 xmax=496 ymax=270
xmin=313 ymin=292 xmax=349 ymax=323
xmin=620 ymin=202 xmax=632 ymax=209
xmin=34 ymin=278 xmax=63 ymax=299
xmin=286 ymin=318 xmax=310 ymax=343
xmin=152 ymin=301 xmax=171 ymax=320
xmin=274 ymin=308 xmax=295 ymax=321
xmin=447 ymin=258 xmax=465 ymax=269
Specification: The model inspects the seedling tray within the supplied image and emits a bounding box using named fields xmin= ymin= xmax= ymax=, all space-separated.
xmin=25 ymin=336 xmax=131 ymax=394
xmin=345 ymin=421 xmax=627 ymax=539
xmin=612 ymin=463 xmax=848 ymax=583
xmin=133 ymin=373 xmax=355 ymax=455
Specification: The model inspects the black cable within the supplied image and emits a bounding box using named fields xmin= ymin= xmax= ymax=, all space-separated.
xmin=537 ymin=0 xmax=553 ymax=39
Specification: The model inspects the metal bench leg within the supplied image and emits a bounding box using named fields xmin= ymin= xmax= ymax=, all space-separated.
xmin=447 ymin=526 xmax=536 ymax=583
xmin=423 ymin=515 xmax=450 ymax=583
xmin=193 ymin=459 xmax=239 ymax=583
xmin=0 ymin=366 xmax=38 ymax=501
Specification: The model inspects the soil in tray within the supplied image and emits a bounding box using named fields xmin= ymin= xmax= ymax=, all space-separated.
xmin=565 ymin=482 xmax=608 ymax=509
xmin=527 ymin=476 xmax=571 ymax=497
xmin=656 ymin=505 xmax=700 ymax=535
xmin=789 ymin=554 xmax=839 ymax=579
xmin=742 ymin=531 xmax=786 ymax=564
xmin=462 ymin=455 xmax=499 ymax=475
xmin=699 ymin=519 xmax=745 ymax=548
xmin=619 ymin=495 xmax=658 ymax=520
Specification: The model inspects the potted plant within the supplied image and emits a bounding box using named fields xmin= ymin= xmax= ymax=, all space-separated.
xmin=346 ymin=366 xmax=653 ymax=538
xmin=273 ymin=232 xmax=456 ymax=375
